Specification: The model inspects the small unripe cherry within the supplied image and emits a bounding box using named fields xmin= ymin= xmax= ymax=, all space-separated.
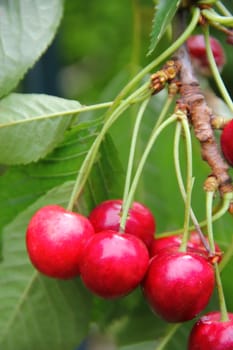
xmin=80 ymin=230 xmax=149 ymax=299
xmin=220 ymin=119 xmax=233 ymax=166
xmin=26 ymin=205 xmax=95 ymax=279
xmin=186 ymin=34 xmax=225 ymax=76
xmin=88 ymin=199 xmax=156 ymax=248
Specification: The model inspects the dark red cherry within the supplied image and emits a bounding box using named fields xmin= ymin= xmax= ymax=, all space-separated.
xmin=220 ymin=119 xmax=233 ymax=166
xmin=26 ymin=205 xmax=95 ymax=279
xmin=187 ymin=34 xmax=225 ymax=75
xmin=150 ymin=231 xmax=222 ymax=262
xmin=142 ymin=251 xmax=215 ymax=322
xmin=80 ymin=230 xmax=149 ymax=299
xmin=188 ymin=311 xmax=233 ymax=349
xmin=88 ymin=199 xmax=156 ymax=248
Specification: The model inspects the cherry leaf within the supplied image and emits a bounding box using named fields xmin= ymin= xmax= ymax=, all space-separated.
xmin=0 ymin=0 xmax=63 ymax=97
xmin=147 ymin=0 xmax=181 ymax=56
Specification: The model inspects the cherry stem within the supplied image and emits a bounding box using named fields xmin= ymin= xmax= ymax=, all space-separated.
xmin=203 ymin=26 xmax=233 ymax=112
xmin=202 ymin=9 xmax=233 ymax=26
xmin=120 ymin=113 xmax=178 ymax=231
xmin=206 ymin=190 xmax=229 ymax=322
xmin=153 ymin=93 xmax=176 ymax=130
xmin=66 ymin=83 xmax=150 ymax=211
xmin=120 ymin=98 xmax=150 ymax=231
xmin=176 ymin=113 xmax=193 ymax=251
xmin=173 ymin=112 xmax=210 ymax=251
xmin=206 ymin=191 xmax=216 ymax=253
xmin=155 ymin=323 xmax=181 ymax=350
xmin=104 ymin=7 xmax=200 ymax=118
xmin=215 ymin=262 xmax=229 ymax=322
xmin=120 ymin=93 xmax=175 ymax=231
xmin=215 ymin=1 xmax=232 ymax=17
xmin=157 ymin=192 xmax=233 ymax=238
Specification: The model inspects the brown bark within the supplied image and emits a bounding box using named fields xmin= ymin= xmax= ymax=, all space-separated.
xmin=175 ymin=46 xmax=233 ymax=194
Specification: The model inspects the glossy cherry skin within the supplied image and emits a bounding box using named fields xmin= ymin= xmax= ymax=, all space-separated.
xmin=188 ymin=311 xmax=233 ymax=349
xmin=150 ymin=231 xmax=222 ymax=262
xmin=187 ymin=35 xmax=225 ymax=75
xmin=220 ymin=119 xmax=233 ymax=166
xmin=26 ymin=205 xmax=95 ymax=279
xmin=80 ymin=230 xmax=149 ymax=299
xmin=88 ymin=199 xmax=156 ymax=248
xmin=142 ymin=251 xmax=215 ymax=323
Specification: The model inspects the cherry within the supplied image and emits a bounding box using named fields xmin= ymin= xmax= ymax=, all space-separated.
xmin=150 ymin=231 xmax=222 ymax=262
xmin=220 ymin=119 xmax=233 ymax=166
xmin=186 ymin=34 xmax=225 ymax=75
xmin=26 ymin=205 xmax=95 ymax=279
xmin=188 ymin=311 xmax=233 ymax=349
xmin=142 ymin=251 xmax=215 ymax=323
xmin=79 ymin=230 xmax=149 ymax=299
xmin=88 ymin=199 xmax=156 ymax=248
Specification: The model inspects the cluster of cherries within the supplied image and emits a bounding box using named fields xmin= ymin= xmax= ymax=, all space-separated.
xmin=25 ymin=34 xmax=233 ymax=350
xmin=26 ymin=199 xmax=233 ymax=349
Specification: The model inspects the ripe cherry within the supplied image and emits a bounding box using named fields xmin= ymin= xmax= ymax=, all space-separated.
xmin=80 ymin=230 xmax=149 ymax=299
xmin=88 ymin=199 xmax=156 ymax=248
xmin=26 ymin=205 xmax=95 ymax=279
xmin=150 ymin=231 xmax=222 ymax=262
xmin=220 ymin=119 xmax=233 ymax=166
xmin=186 ymin=34 xmax=225 ymax=75
xmin=188 ymin=311 xmax=233 ymax=349
xmin=142 ymin=251 xmax=215 ymax=323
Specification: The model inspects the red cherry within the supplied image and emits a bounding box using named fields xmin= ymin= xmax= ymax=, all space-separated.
xmin=150 ymin=231 xmax=222 ymax=262
xmin=80 ymin=230 xmax=149 ymax=299
xmin=186 ymin=35 xmax=225 ymax=75
xmin=220 ymin=119 xmax=233 ymax=166
xmin=88 ymin=199 xmax=156 ymax=248
xmin=26 ymin=205 xmax=95 ymax=279
xmin=142 ymin=251 xmax=215 ymax=322
xmin=188 ymin=311 xmax=233 ymax=349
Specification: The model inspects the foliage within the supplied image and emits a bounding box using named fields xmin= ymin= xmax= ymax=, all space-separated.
xmin=0 ymin=0 xmax=233 ymax=349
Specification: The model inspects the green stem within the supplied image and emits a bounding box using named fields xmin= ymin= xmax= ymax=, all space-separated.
xmin=120 ymin=98 xmax=150 ymax=231
xmin=120 ymin=113 xmax=178 ymax=231
xmin=157 ymin=188 xmax=233 ymax=240
xmin=202 ymin=9 xmax=233 ymax=25
xmin=155 ymin=324 xmax=181 ymax=350
xmin=203 ymin=27 xmax=233 ymax=112
xmin=173 ymin=113 xmax=194 ymax=251
xmin=173 ymin=112 xmax=210 ymax=250
xmin=206 ymin=191 xmax=216 ymax=253
xmin=215 ymin=1 xmax=232 ymax=17
xmin=198 ymin=0 xmax=217 ymax=4
xmin=66 ymin=83 xmax=149 ymax=211
xmin=206 ymin=191 xmax=229 ymax=322
xmin=153 ymin=94 xmax=176 ymax=130
xmin=104 ymin=7 xmax=200 ymax=118
xmin=215 ymin=262 xmax=229 ymax=321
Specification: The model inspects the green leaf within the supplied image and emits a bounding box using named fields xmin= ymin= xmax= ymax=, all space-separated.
xmin=0 ymin=182 xmax=93 ymax=350
xmin=0 ymin=0 xmax=63 ymax=97
xmin=147 ymin=0 xmax=181 ymax=56
xmin=0 ymin=135 xmax=124 ymax=349
xmin=0 ymin=118 xmax=124 ymax=233
xmin=0 ymin=93 xmax=83 ymax=164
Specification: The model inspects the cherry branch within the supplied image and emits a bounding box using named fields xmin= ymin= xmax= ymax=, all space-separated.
xmin=175 ymin=45 xmax=233 ymax=196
